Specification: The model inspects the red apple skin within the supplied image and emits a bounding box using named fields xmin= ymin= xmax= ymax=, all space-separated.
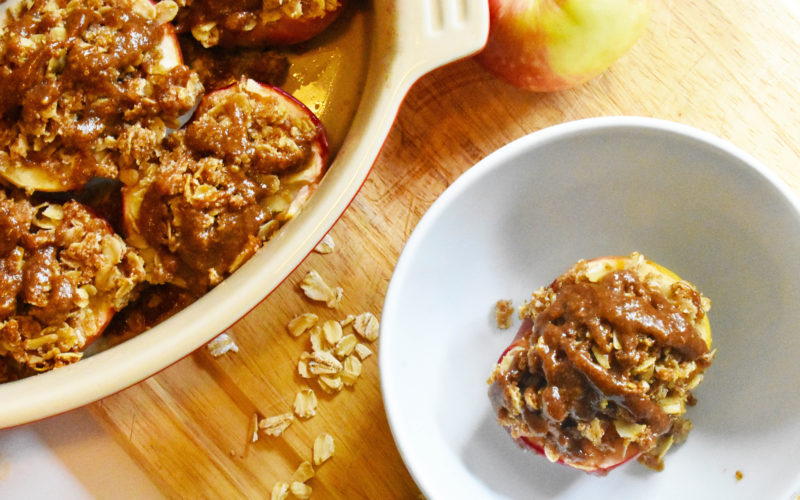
xmin=0 ymin=0 xmax=188 ymax=192
xmin=476 ymin=0 xmax=652 ymax=92
xmin=181 ymin=79 xmax=329 ymax=181
xmin=121 ymin=79 xmax=329 ymax=289
xmin=495 ymin=318 xmax=641 ymax=475
xmin=218 ymin=5 xmax=345 ymax=47
xmin=177 ymin=0 xmax=346 ymax=48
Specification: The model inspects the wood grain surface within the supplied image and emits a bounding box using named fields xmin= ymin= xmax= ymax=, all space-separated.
xmin=88 ymin=0 xmax=800 ymax=498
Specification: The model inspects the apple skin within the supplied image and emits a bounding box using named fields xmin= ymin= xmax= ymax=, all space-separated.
xmin=476 ymin=0 xmax=652 ymax=92
xmin=491 ymin=255 xmax=711 ymax=474
xmin=495 ymin=319 xmax=643 ymax=475
xmin=121 ymin=79 xmax=329 ymax=290
xmin=0 ymin=0 xmax=189 ymax=192
xmin=176 ymin=0 xmax=346 ymax=48
xmin=217 ymin=4 xmax=345 ymax=47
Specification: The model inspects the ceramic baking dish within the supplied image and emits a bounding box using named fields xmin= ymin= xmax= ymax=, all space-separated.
xmin=0 ymin=0 xmax=489 ymax=428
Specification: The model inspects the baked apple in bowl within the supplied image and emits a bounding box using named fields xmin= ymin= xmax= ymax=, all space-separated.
xmin=489 ymin=253 xmax=714 ymax=475
xmin=381 ymin=117 xmax=800 ymax=498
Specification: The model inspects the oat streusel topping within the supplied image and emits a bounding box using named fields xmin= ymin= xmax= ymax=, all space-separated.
xmin=0 ymin=0 xmax=202 ymax=191
xmin=0 ymin=190 xmax=145 ymax=379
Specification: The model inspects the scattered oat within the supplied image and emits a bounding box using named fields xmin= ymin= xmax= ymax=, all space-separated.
xmin=329 ymin=287 xmax=343 ymax=308
xmin=259 ymin=413 xmax=294 ymax=436
xmin=291 ymin=461 xmax=315 ymax=483
xmin=735 ymin=470 xmax=743 ymax=481
xmin=293 ymin=387 xmax=318 ymax=419
xmin=297 ymin=353 xmax=312 ymax=378
xmin=309 ymin=350 xmax=343 ymax=375
xmin=354 ymin=343 xmax=372 ymax=360
xmin=309 ymin=325 xmax=326 ymax=353
xmin=312 ymin=433 xmax=335 ymax=465
xmin=318 ymin=374 xmax=343 ymax=393
xmin=322 ymin=319 xmax=343 ymax=346
xmin=495 ymin=299 xmax=514 ymax=329
xmin=270 ymin=482 xmax=289 ymax=500
xmin=353 ymin=312 xmax=379 ymax=341
xmin=251 ymin=413 xmax=259 ymax=443
xmin=288 ymin=313 xmax=319 ymax=337
xmin=334 ymin=334 xmax=358 ymax=359
xmin=290 ymin=481 xmax=313 ymax=499
xmin=300 ymin=270 xmax=343 ymax=308
xmin=206 ymin=332 xmax=239 ymax=357
xmin=299 ymin=270 xmax=330 ymax=302
xmin=340 ymin=314 xmax=355 ymax=326
xmin=314 ymin=234 xmax=335 ymax=254
xmin=341 ymin=355 xmax=362 ymax=387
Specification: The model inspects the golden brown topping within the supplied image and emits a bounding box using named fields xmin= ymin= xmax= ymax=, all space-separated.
xmin=185 ymin=79 xmax=322 ymax=176
xmin=489 ymin=253 xmax=714 ymax=473
xmin=124 ymin=130 xmax=269 ymax=289
xmin=0 ymin=0 xmax=202 ymax=191
xmin=495 ymin=299 xmax=514 ymax=329
xmin=0 ymin=191 xmax=145 ymax=377
xmin=123 ymin=78 xmax=327 ymax=291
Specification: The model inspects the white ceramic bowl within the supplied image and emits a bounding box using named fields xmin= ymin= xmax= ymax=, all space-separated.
xmin=0 ymin=0 xmax=489 ymax=427
xmin=381 ymin=117 xmax=800 ymax=499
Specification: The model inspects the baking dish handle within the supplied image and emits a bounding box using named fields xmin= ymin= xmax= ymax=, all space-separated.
xmin=389 ymin=0 xmax=490 ymax=87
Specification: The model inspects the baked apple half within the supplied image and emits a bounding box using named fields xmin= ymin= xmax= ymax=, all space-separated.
xmin=176 ymin=0 xmax=345 ymax=47
xmin=0 ymin=190 xmax=146 ymax=379
xmin=488 ymin=253 xmax=713 ymax=474
xmin=121 ymin=78 xmax=328 ymax=290
xmin=0 ymin=0 xmax=202 ymax=192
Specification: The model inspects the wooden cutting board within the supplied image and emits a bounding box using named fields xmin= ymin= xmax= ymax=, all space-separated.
xmin=88 ymin=0 xmax=800 ymax=497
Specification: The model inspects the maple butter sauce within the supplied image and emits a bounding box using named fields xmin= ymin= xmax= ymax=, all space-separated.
xmin=488 ymin=254 xmax=714 ymax=473
xmin=0 ymin=0 xmax=201 ymax=189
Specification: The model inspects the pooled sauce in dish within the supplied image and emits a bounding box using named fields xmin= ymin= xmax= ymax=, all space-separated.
xmin=178 ymin=33 xmax=289 ymax=91
xmin=488 ymin=255 xmax=714 ymax=473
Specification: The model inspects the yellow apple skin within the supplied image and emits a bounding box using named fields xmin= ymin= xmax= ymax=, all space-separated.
xmin=476 ymin=0 xmax=652 ymax=92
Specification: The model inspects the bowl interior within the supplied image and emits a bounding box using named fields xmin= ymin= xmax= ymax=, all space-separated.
xmin=380 ymin=117 xmax=800 ymax=499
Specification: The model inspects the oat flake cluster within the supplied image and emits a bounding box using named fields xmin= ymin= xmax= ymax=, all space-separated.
xmin=206 ymin=235 xmax=381 ymax=498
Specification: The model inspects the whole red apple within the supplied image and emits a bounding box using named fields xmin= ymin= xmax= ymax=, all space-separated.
xmin=476 ymin=0 xmax=652 ymax=92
